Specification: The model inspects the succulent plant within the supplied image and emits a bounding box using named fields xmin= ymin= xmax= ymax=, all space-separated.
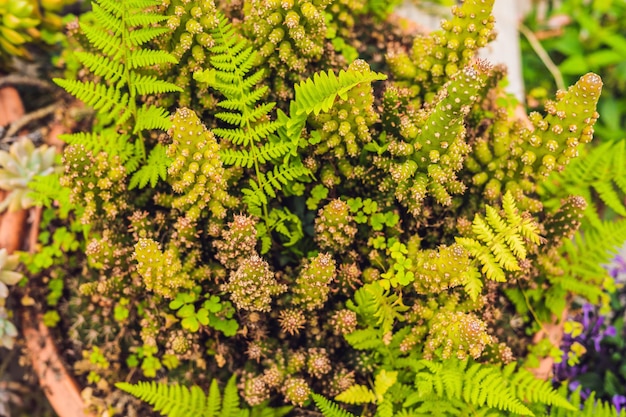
xmin=0 ymin=248 xmax=22 ymax=350
xmin=0 ymin=138 xmax=59 ymax=212
xmin=0 ymin=0 xmax=75 ymax=64
xmin=0 ymin=248 xmax=22 ymax=300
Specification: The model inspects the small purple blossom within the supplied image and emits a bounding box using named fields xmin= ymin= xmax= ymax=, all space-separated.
xmin=613 ymin=395 xmax=626 ymax=414
xmin=604 ymin=243 xmax=626 ymax=284
xmin=553 ymin=303 xmax=615 ymax=382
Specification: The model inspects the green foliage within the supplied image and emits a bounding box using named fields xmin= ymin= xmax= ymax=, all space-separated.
xmin=456 ymin=191 xmax=542 ymax=288
xmin=0 ymin=138 xmax=60 ymax=212
xmin=540 ymin=139 xmax=626 ymax=229
xmin=17 ymin=0 xmax=623 ymax=415
xmin=116 ymin=375 xmax=242 ymax=417
xmin=53 ymin=0 xmax=182 ymax=188
xmin=522 ymin=0 xmax=626 ymax=141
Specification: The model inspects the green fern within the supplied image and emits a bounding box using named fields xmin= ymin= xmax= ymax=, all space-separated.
xmin=557 ymin=219 xmax=626 ymax=303
xmin=456 ymin=191 xmax=542 ymax=291
xmin=346 ymin=282 xmax=408 ymax=336
xmin=545 ymin=386 xmax=624 ymax=417
xmin=312 ymin=394 xmax=357 ymax=417
xmin=54 ymin=0 xmax=182 ymax=188
xmin=405 ymin=359 xmax=575 ymax=416
xmin=540 ymin=139 xmax=626 ymax=229
xmin=116 ymin=375 xmax=241 ymax=417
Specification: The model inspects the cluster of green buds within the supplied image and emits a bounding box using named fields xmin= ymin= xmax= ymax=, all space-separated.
xmin=167 ymin=107 xmax=233 ymax=221
xmin=465 ymin=73 xmax=602 ymax=211
xmin=222 ymin=254 xmax=286 ymax=312
xmin=424 ymin=310 xmax=492 ymax=360
xmin=0 ymin=0 xmax=72 ymax=62
xmin=314 ymin=199 xmax=357 ymax=252
xmin=412 ymin=244 xmax=472 ymax=294
xmin=243 ymin=0 xmax=329 ymax=97
xmin=387 ymin=0 xmax=496 ymax=100
xmin=213 ymin=214 xmax=258 ymax=270
xmin=134 ymin=238 xmax=194 ymax=298
xmin=292 ymin=252 xmax=337 ymax=310
xmin=60 ymin=144 xmax=127 ymax=227
xmin=379 ymin=61 xmax=499 ymax=215
xmin=0 ymin=138 xmax=59 ymax=212
xmin=158 ymin=0 xmax=220 ymax=108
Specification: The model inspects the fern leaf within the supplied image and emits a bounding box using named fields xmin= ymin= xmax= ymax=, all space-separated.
xmin=125 ymin=13 xmax=169 ymax=28
xmin=205 ymin=380 xmax=221 ymax=417
xmin=134 ymin=105 xmax=172 ymax=133
xmin=220 ymin=149 xmax=255 ymax=168
xmin=115 ymin=381 xmax=206 ymax=417
xmin=90 ymin=2 xmax=123 ymax=36
xmin=73 ymin=51 xmax=124 ymax=84
xmin=129 ymin=73 xmax=183 ymax=95
xmin=344 ymin=328 xmax=383 ymax=350
xmin=127 ymin=27 xmax=170 ymax=46
xmin=81 ymin=22 xmax=123 ymax=59
xmin=292 ymin=69 xmax=387 ymax=117
xmin=336 ymin=385 xmax=377 ymax=405
xmin=593 ymin=181 xmax=626 ymax=216
xmin=219 ymin=376 xmax=240 ymax=417
xmin=127 ymin=49 xmax=178 ymax=69
xmin=129 ymin=144 xmax=170 ymax=189
xmin=54 ymin=79 xmax=131 ymax=124
xmin=312 ymin=394 xmax=357 ymax=417
xmin=463 ymin=265 xmax=483 ymax=300
xmin=510 ymin=369 xmax=575 ymax=411
xmin=375 ymin=399 xmax=393 ymax=417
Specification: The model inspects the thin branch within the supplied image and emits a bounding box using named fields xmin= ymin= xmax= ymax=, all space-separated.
xmin=5 ymin=102 xmax=59 ymax=138
xmin=519 ymin=23 xmax=566 ymax=92
xmin=0 ymin=75 xmax=55 ymax=91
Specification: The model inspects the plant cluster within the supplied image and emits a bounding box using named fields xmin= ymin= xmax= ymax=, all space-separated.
xmin=17 ymin=0 xmax=626 ymax=416
xmin=0 ymin=248 xmax=23 ymax=348
xmin=0 ymin=0 xmax=75 ymax=68
xmin=521 ymin=0 xmax=626 ymax=142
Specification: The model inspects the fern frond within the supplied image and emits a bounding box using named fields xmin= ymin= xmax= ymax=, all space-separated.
xmin=54 ymin=79 xmax=131 ymax=124
xmin=456 ymin=191 xmax=542 ymax=284
xmin=219 ymin=376 xmax=240 ymax=417
xmin=115 ymin=381 xmax=209 ymax=417
xmin=509 ymin=368 xmax=575 ymax=411
xmin=336 ymin=385 xmax=377 ymax=405
xmin=90 ymin=2 xmax=123 ymax=36
xmin=242 ymin=163 xmax=310 ymax=210
xmin=344 ymin=328 xmax=384 ymax=350
xmin=291 ymin=69 xmax=387 ymax=118
xmin=129 ymin=144 xmax=170 ymax=189
xmin=129 ymin=73 xmax=183 ymax=95
xmin=134 ymin=105 xmax=172 ymax=133
xmin=125 ymin=13 xmax=170 ymax=28
xmin=81 ymin=23 xmax=123 ymax=59
xmin=127 ymin=27 xmax=170 ymax=46
xmin=410 ymin=359 xmax=576 ymax=416
xmin=127 ymin=49 xmax=178 ymax=69
xmin=312 ymin=393 xmax=357 ymax=417
xmin=116 ymin=375 xmax=241 ymax=417
xmin=206 ymin=380 xmax=222 ymax=417
xmin=73 ymin=52 xmax=124 ymax=84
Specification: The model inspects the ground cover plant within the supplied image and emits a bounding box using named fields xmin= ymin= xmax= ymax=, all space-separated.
xmin=1 ymin=0 xmax=625 ymax=416
xmin=521 ymin=0 xmax=626 ymax=407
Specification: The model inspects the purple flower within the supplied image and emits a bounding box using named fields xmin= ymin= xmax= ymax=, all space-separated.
xmin=604 ymin=243 xmax=626 ymax=284
xmin=613 ymin=395 xmax=626 ymax=414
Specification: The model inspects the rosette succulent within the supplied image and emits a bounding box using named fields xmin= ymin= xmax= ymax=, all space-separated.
xmin=0 ymin=138 xmax=59 ymax=212
xmin=0 ymin=248 xmax=23 ymax=349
